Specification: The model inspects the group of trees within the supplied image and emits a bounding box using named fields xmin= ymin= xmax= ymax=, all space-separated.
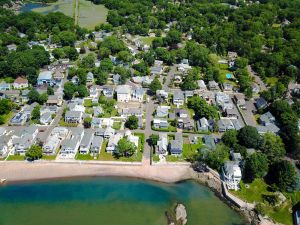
xmin=218 ymin=126 xmax=298 ymax=192
xmin=187 ymin=96 xmax=218 ymax=120
xmin=63 ymin=82 xmax=88 ymax=100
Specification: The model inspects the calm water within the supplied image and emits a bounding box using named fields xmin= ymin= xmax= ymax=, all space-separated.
xmin=0 ymin=178 xmax=244 ymax=225
xmin=20 ymin=3 xmax=48 ymax=13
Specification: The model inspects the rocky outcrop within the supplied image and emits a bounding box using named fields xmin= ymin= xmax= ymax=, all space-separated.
xmin=175 ymin=204 xmax=187 ymax=225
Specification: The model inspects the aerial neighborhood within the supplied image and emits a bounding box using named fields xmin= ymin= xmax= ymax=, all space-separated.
xmin=0 ymin=0 xmax=299 ymax=224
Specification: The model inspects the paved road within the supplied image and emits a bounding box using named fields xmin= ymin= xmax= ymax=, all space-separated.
xmin=248 ymin=65 xmax=267 ymax=91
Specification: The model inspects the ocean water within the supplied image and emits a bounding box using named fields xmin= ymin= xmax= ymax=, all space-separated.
xmin=0 ymin=177 xmax=244 ymax=225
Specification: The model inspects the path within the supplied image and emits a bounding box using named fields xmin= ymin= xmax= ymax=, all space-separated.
xmin=247 ymin=65 xmax=267 ymax=91
xmin=74 ymin=0 xmax=79 ymax=26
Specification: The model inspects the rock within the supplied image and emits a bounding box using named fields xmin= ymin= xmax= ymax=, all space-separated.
xmin=176 ymin=204 xmax=187 ymax=225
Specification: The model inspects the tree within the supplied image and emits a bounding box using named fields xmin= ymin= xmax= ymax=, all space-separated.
xmin=63 ymin=82 xmax=76 ymax=100
xmin=165 ymin=29 xmax=182 ymax=47
xmin=149 ymin=134 xmax=159 ymax=146
xmin=25 ymin=145 xmax=43 ymax=161
xmin=115 ymin=137 xmax=137 ymax=157
xmin=0 ymin=99 xmax=13 ymax=115
xmin=260 ymin=133 xmax=285 ymax=163
xmin=31 ymin=105 xmax=41 ymax=121
xmin=116 ymin=50 xmax=133 ymax=63
xmin=77 ymin=85 xmax=88 ymax=98
xmin=83 ymin=117 xmax=92 ymax=128
xmin=125 ymin=115 xmax=139 ymax=130
xmin=94 ymin=69 xmax=108 ymax=85
xmin=238 ymin=126 xmax=261 ymax=148
xmin=187 ymin=96 xmax=218 ymax=119
xmin=181 ymin=76 xmax=198 ymax=90
xmin=58 ymin=31 xmax=76 ymax=46
xmin=267 ymin=160 xmax=298 ymax=191
xmin=149 ymin=78 xmax=162 ymax=94
xmin=244 ymin=153 xmax=269 ymax=183
xmin=47 ymin=86 xmax=54 ymax=95
xmin=202 ymin=144 xmax=229 ymax=171
xmin=222 ymin=130 xmax=238 ymax=147
xmin=28 ymin=89 xmax=40 ymax=104
xmin=81 ymin=53 xmax=95 ymax=68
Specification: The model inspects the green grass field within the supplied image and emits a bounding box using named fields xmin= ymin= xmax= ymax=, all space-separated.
xmin=32 ymin=0 xmax=108 ymax=29
xmin=231 ymin=179 xmax=299 ymax=225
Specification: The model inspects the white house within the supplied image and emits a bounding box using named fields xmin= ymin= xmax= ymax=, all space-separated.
xmin=40 ymin=112 xmax=53 ymax=125
xmin=79 ymin=131 xmax=94 ymax=154
xmin=65 ymin=111 xmax=83 ymax=124
xmin=43 ymin=134 xmax=61 ymax=155
xmin=222 ymin=161 xmax=242 ymax=190
xmin=106 ymin=133 xmax=123 ymax=153
xmin=173 ymin=91 xmax=184 ymax=107
xmin=13 ymin=77 xmax=29 ymax=89
xmin=90 ymin=136 xmax=103 ymax=155
xmin=116 ymin=85 xmax=132 ymax=102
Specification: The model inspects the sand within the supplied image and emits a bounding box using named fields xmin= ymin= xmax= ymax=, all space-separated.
xmin=0 ymin=161 xmax=193 ymax=184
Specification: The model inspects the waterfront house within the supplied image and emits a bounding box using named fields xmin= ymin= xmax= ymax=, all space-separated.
xmin=157 ymin=133 xmax=168 ymax=155
xmin=79 ymin=130 xmax=94 ymax=154
xmin=90 ymin=136 xmax=103 ymax=155
xmin=43 ymin=134 xmax=61 ymax=155
xmin=169 ymin=133 xmax=183 ymax=155
xmin=222 ymin=161 xmax=242 ymax=191
xmin=106 ymin=133 xmax=123 ymax=153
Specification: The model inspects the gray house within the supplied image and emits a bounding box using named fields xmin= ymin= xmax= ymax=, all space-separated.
xmin=169 ymin=133 xmax=183 ymax=155
xmin=90 ymin=136 xmax=103 ymax=155
xmin=79 ymin=130 xmax=94 ymax=154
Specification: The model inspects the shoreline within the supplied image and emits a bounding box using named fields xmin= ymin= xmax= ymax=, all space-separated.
xmin=0 ymin=161 xmax=276 ymax=225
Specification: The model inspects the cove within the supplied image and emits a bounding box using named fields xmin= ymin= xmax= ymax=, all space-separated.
xmin=0 ymin=177 xmax=244 ymax=225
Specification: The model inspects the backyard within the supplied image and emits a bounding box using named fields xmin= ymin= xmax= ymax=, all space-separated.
xmin=231 ymin=179 xmax=300 ymax=225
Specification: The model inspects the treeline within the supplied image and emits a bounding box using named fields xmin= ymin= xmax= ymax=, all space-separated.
xmin=92 ymin=0 xmax=300 ymax=82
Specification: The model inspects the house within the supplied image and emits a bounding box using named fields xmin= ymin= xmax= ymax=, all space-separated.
xmin=208 ymin=80 xmax=220 ymax=91
xmin=60 ymin=128 xmax=84 ymax=156
xmin=202 ymin=135 xmax=216 ymax=150
xmin=256 ymin=124 xmax=280 ymax=134
xmin=234 ymin=95 xmax=246 ymax=109
xmin=156 ymin=106 xmax=169 ymax=118
xmin=13 ymin=77 xmax=29 ymax=89
xmin=225 ymin=108 xmax=239 ymax=119
xmin=113 ymin=74 xmax=120 ymax=85
xmin=157 ymin=133 xmax=168 ymax=155
xmin=178 ymin=63 xmax=191 ymax=74
xmin=150 ymin=66 xmax=163 ymax=75
xmin=176 ymin=109 xmax=189 ymax=118
xmin=102 ymin=86 xmax=114 ymax=98
xmin=0 ymin=82 xmax=11 ymax=91
xmin=255 ymin=97 xmax=267 ymax=110
xmin=21 ymin=90 xmax=30 ymax=103
xmin=41 ymin=105 xmax=58 ymax=115
xmin=93 ymin=106 xmax=104 ymax=117
xmin=68 ymin=103 xmax=85 ymax=112
xmin=156 ymin=90 xmax=168 ymax=103
xmin=153 ymin=118 xmax=169 ymax=129
xmin=47 ymin=95 xmax=63 ymax=106
xmin=71 ymin=76 xmax=79 ymax=85
xmin=218 ymin=119 xmax=235 ymax=132
xmin=37 ymin=71 xmax=53 ymax=86
xmin=40 ymin=112 xmax=52 ymax=125
xmin=6 ymin=44 xmax=17 ymax=51
xmin=13 ymin=125 xmax=38 ymax=154
xmin=231 ymin=152 xmax=243 ymax=164
xmin=65 ymin=111 xmax=83 ymax=124
xmin=252 ymin=83 xmax=260 ymax=94
xmin=178 ymin=118 xmax=194 ymax=130
xmin=223 ymin=83 xmax=233 ymax=92
xmin=259 ymin=111 xmax=276 ymax=126
xmin=197 ymin=80 xmax=207 ymax=91
xmin=95 ymin=127 xmax=115 ymax=138
xmin=51 ymin=127 xmax=70 ymax=139
xmin=87 ymin=72 xmax=94 ymax=84
xmin=173 ymin=91 xmax=184 ymax=107
xmin=0 ymin=135 xmax=12 ymax=157
xmin=10 ymin=112 xmax=28 ymax=126
xmin=89 ymin=86 xmax=100 ymax=99
xmin=132 ymin=88 xmax=144 ymax=102
xmin=90 ymin=136 xmax=103 ymax=155
xmin=184 ymin=91 xmax=194 ymax=102
xmin=222 ymin=161 xmax=242 ymax=190
xmin=106 ymin=133 xmax=123 ymax=153
xmin=169 ymin=133 xmax=183 ymax=155
xmin=231 ymin=119 xmax=242 ymax=130
xmin=53 ymin=70 xmax=64 ymax=81
xmin=216 ymin=92 xmax=233 ymax=111
xmin=43 ymin=134 xmax=61 ymax=155
xmin=197 ymin=117 xmax=209 ymax=132
xmin=120 ymin=108 xmax=143 ymax=118
xmin=79 ymin=130 xmax=94 ymax=154
xmin=116 ymin=85 xmax=132 ymax=102
xmin=125 ymin=130 xmax=139 ymax=147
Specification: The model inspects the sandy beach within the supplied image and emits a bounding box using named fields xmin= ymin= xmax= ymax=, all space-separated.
xmin=0 ymin=161 xmax=193 ymax=184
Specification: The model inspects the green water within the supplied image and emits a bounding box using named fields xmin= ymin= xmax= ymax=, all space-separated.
xmin=0 ymin=177 xmax=244 ymax=225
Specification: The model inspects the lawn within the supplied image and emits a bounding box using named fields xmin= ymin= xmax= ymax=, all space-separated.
xmin=265 ymin=77 xmax=278 ymax=86
xmin=84 ymin=99 xmax=93 ymax=107
xmin=112 ymin=121 xmax=122 ymax=130
xmin=59 ymin=119 xmax=78 ymax=127
xmin=76 ymin=153 xmax=95 ymax=160
xmin=6 ymin=155 xmax=25 ymax=161
xmin=231 ymin=179 xmax=297 ymax=225
xmin=140 ymin=37 xmax=155 ymax=45
xmin=133 ymin=133 xmax=145 ymax=151
xmin=42 ymin=155 xmax=57 ymax=160
xmin=0 ymin=112 xmax=12 ymax=125
xmin=98 ymin=137 xmax=143 ymax=162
